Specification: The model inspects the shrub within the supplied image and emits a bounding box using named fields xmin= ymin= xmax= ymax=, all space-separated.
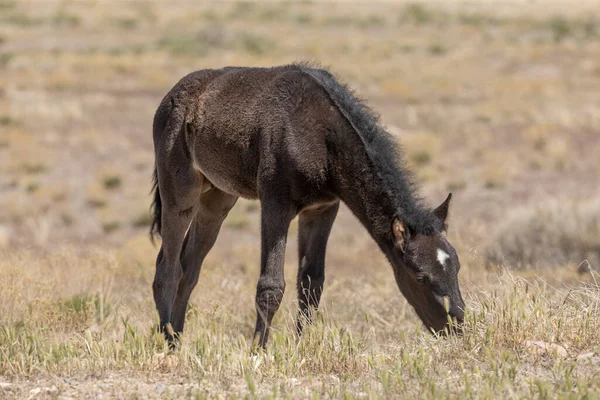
xmin=102 ymin=221 xmax=121 ymax=234
xmin=52 ymin=11 xmax=81 ymax=27
xmin=0 ymin=52 xmax=12 ymax=67
xmin=131 ymin=211 xmax=153 ymax=228
xmin=103 ymin=175 xmax=122 ymax=190
xmin=484 ymin=200 xmax=600 ymax=269
xmin=428 ymin=43 xmax=446 ymax=55
xmin=411 ymin=151 xmax=431 ymax=165
xmin=239 ymin=34 xmax=276 ymax=55
xmin=401 ymin=132 xmax=443 ymax=167
xmin=157 ymin=26 xmax=227 ymax=56
xmin=400 ymin=4 xmax=433 ymax=25
xmin=20 ymin=162 xmax=47 ymax=174
xmin=548 ymin=17 xmax=571 ymax=43
xmin=0 ymin=0 xmax=16 ymax=10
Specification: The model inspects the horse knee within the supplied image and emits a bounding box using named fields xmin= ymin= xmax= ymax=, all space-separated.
xmin=256 ymin=279 xmax=286 ymax=317
xmin=177 ymin=266 xmax=201 ymax=298
xmin=299 ymin=270 xmax=324 ymax=295
xmin=153 ymin=259 xmax=183 ymax=300
xmin=299 ymin=272 xmax=324 ymax=291
xmin=153 ymin=276 xmax=174 ymax=306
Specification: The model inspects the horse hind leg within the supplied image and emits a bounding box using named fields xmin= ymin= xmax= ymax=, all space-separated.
xmin=171 ymin=188 xmax=238 ymax=336
xmin=153 ymin=157 xmax=203 ymax=345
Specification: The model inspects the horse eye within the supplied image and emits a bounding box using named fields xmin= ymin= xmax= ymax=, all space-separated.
xmin=416 ymin=275 xmax=430 ymax=285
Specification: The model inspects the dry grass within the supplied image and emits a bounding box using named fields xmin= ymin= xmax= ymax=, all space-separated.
xmin=1 ymin=0 xmax=600 ymax=398
xmin=0 ymin=248 xmax=598 ymax=398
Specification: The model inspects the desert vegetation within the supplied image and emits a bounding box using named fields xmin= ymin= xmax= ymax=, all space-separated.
xmin=0 ymin=0 xmax=599 ymax=398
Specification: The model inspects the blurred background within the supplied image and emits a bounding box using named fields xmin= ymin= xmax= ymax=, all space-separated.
xmin=1 ymin=0 xmax=598 ymax=272
xmin=1 ymin=1 xmax=599 ymax=397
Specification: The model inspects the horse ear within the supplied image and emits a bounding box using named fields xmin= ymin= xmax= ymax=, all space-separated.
xmin=392 ymin=217 xmax=409 ymax=251
xmin=433 ymin=193 xmax=452 ymax=228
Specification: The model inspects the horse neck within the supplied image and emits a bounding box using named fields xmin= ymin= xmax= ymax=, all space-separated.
xmin=331 ymin=134 xmax=397 ymax=247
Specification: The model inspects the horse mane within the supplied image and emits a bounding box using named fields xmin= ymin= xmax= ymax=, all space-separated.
xmin=294 ymin=62 xmax=441 ymax=235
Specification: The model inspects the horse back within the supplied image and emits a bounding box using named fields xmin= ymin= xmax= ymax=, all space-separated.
xmin=154 ymin=66 xmax=341 ymax=203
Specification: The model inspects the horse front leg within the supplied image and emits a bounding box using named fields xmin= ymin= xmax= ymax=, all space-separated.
xmin=253 ymin=196 xmax=296 ymax=349
xmin=296 ymin=201 xmax=339 ymax=335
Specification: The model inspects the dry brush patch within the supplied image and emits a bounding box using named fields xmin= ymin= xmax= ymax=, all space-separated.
xmin=484 ymin=199 xmax=600 ymax=270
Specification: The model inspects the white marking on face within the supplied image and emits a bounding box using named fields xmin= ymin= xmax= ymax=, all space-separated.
xmin=437 ymin=249 xmax=450 ymax=270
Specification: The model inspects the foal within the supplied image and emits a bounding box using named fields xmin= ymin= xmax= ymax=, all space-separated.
xmin=150 ymin=64 xmax=465 ymax=348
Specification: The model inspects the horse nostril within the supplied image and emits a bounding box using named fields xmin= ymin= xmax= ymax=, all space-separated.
xmin=453 ymin=313 xmax=464 ymax=323
xmin=452 ymin=306 xmax=465 ymax=321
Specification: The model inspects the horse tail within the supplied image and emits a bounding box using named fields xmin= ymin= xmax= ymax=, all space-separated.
xmin=149 ymin=93 xmax=178 ymax=244
xmin=150 ymin=165 xmax=162 ymax=243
